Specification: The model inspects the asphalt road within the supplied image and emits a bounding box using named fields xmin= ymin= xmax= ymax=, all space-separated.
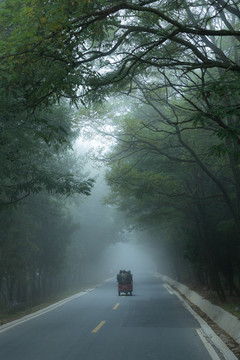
xmin=0 ymin=274 xmax=217 ymax=360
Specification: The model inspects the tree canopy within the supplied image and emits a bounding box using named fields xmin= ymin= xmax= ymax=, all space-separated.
xmin=1 ymin=0 xmax=240 ymax=306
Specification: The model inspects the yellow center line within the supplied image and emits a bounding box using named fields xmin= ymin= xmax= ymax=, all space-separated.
xmin=91 ymin=321 xmax=106 ymax=333
xmin=113 ymin=303 xmax=120 ymax=310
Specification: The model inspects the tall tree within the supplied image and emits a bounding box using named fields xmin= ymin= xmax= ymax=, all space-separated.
xmin=101 ymin=86 xmax=239 ymax=300
xmin=0 ymin=103 xmax=94 ymax=206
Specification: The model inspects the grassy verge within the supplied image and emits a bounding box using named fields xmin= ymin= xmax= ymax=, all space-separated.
xmin=221 ymin=302 xmax=240 ymax=319
xmin=186 ymin=283 xmax=240 ymax=319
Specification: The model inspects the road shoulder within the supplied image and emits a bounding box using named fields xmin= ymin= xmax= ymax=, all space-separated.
xmin=156 ymin=273 xmax=240 ymax=359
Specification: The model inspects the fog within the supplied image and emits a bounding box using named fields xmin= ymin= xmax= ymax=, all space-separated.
xmin=71 ymin=139 xmax=160 ymax=282
xmin=101 ymin=240 xmax=158 ymax=277
xmin=67 ymin=172 xmax=159 ymax=283
xmin=0 ymin=119 xmax=181 ymax=310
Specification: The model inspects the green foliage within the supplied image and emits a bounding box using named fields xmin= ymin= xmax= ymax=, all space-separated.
xmin=192 ymin=75 xmax=240 ymax=147
xmin=0 ymin=192 xmax=80 ymax=304
xmin=1 ymin=0 xmax=240 ymax=304
xmin=103 ymin=73 xmax=240 ymax=298
xmin=0 ymin=103 xmax=94 ymax=206
xmin=0 ymin=0 xmax=110 ymax=111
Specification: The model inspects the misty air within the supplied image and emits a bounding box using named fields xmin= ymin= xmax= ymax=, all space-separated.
xmin=0 ymin=1 xmax=240 ymax=359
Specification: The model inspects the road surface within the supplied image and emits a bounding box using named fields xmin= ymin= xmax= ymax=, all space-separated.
xmin=0 ymin=274 xmax=222 ymax=359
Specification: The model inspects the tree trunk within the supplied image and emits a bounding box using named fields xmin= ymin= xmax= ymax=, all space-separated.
xmin=195 ymin=201 xmax=226 ymax=301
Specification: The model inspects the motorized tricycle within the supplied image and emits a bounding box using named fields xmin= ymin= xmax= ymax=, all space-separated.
xmin=118 ymin=282 xmax=133 ymax=296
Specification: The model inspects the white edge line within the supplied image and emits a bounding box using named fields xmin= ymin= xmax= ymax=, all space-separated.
xmin=163 ymin=283 xmax=174 ymax=294
xmin=0 ymin=288 xmax=94 ymax=333
xmin=163 ymin=282 xmax=238 ymax=360
xmin=196 ymin=328 xmax=221 ymax=360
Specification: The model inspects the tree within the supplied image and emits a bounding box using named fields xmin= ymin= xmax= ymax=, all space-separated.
xmin=0 ymin=145 xmax=94 ymax=307
xmin=101 ymin=83 xmax=240 ymax=300
xmin=0 ymin=103 xmax=94 ymax=206
xmin=1 ymin=0 xmax=240 ymax=304
xmin=1 ymin=1 xmax=240 ymax=104
xmin=76 ymin=0 xmax=240 ymax=152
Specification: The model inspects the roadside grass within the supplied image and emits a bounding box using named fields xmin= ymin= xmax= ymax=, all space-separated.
xmin=221 ymin=302 xmax=240 ymax=319
xmin=184 ymin=282 xmax=240 ymax=319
